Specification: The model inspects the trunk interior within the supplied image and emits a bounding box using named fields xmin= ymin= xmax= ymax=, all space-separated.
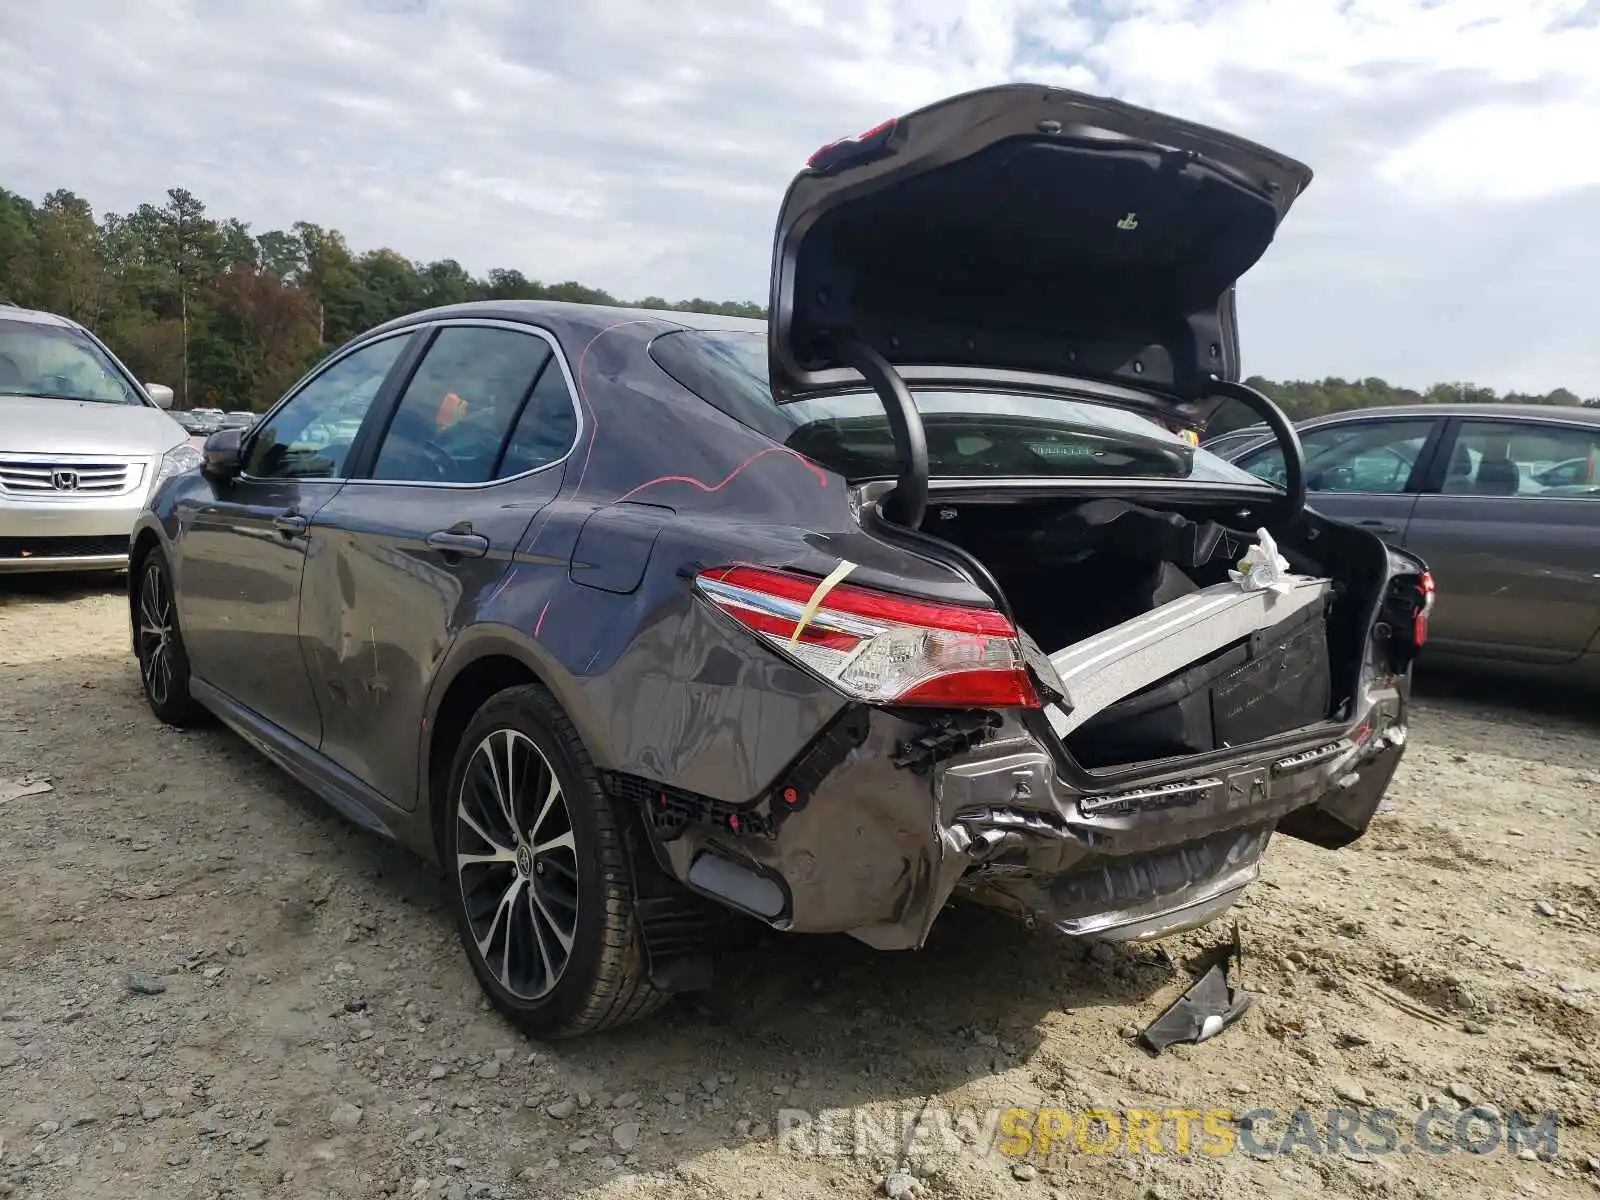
xmin=920 ymin=496 xmax=1390 ymax=770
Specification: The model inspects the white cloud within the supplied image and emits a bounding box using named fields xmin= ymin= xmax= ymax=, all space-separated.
xmin=1380 ymin=101 xmax=1600 ymax=202
xmin=0 ymin=0 xmax=1596 ymax=392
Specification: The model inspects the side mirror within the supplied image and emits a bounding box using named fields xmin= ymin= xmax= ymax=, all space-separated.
xmin=202 ymin=427 xmax=245 ymax=481
xmin=146 ymin=383 xmax=175 ymax=409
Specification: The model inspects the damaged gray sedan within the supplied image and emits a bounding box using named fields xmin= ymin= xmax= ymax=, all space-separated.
xmin=130 ymin=84 xmax=1432 ymax=1036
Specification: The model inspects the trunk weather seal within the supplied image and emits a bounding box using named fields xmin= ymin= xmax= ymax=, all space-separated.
xmin=858 ymin=500 xmax=1017 ymax=627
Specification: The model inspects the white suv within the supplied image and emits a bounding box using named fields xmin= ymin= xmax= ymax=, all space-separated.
xmin=0 ymin=304 xmax=199 ymax=573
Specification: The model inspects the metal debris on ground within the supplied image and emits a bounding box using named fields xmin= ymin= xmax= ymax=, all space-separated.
xmin=1139 ymin=923 xmax=1254 ymax=1054
xmin=0 ymin=776 xmax=53 ymax=805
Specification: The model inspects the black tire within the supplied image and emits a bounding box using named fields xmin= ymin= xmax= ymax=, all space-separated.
xmin=442 ymin=683 xmax=668 ymax=1037
xmin=134 ymin=549 xmax=206 ymax=727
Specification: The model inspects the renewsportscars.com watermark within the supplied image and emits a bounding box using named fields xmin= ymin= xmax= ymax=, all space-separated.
xmin=776 ymin=1104 xmax=1560 ymax=1160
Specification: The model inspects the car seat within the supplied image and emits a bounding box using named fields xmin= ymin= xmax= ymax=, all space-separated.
xmin=1474 ymin=456 xmax=1520 ymax=495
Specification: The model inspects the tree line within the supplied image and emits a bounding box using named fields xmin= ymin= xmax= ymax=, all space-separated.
xmin=3 ymin=184 xmax=1595 ymax=416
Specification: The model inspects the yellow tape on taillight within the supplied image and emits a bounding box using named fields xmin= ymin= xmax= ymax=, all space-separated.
xmin=789 ymin=559 xmax=859 ymax=645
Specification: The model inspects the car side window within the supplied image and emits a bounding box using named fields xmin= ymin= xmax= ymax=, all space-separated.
xmin=1241 ymin=420 xmax=1434 ymax=494
xmin=243 ymin=336 xmax=409 ymax=479
xmin=1441 ymin=420 xmax=1600 ymax=498
xmin=498 ymin=356 xmax=578 ymax=477
xmin=369 ymin=327 xmax=556 ymax=484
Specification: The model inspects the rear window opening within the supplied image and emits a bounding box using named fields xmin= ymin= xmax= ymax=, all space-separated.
xmin=649 ymin=328 xmax=1262 ymax=488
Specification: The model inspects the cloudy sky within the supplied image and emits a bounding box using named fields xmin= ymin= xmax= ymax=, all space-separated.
xmin=2 ymin=0 xmax=1598 ymax=393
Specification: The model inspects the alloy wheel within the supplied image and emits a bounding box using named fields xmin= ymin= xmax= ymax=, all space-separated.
xmin=137 ymin=562 xmax=176 ymax=708
xmin=454 ymin=729 xmax=580 ymax=1000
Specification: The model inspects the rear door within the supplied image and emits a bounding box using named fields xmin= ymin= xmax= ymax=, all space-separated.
xmin=1403 ymin=416 xmax=1600 ymax=660
xmin=297 ymin=320 xmax=580 ymax=809
xmin=1232 ymin=414 xmax=1445 ymax=541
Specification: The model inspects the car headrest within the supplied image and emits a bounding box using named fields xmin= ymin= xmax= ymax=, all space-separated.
xmin=1475 ymin=456 xmax=1520 ymax=495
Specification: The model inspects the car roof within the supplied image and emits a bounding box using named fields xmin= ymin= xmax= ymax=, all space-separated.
xmin=374 ymin=299 xmax=767 ymax=338
xmin=627 ymin=307 xmax=766 ymax=334
xmin=0 ymin=303 xmax=82 ymax=330
xmin=1301 ymin=402 xmax=1600 ymax=426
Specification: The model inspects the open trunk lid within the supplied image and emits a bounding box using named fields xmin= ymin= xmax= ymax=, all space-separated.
xmin=768 ymin=84 xmax=1312 ymax=411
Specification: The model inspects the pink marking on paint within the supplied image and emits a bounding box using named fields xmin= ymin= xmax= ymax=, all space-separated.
xmin=534 ymin=599 xmax=551 ymax=639
xmin=570 ymin=318 xmax=658 ymax=501
xmin=522 ymin=316 xmax=654 ymax=560
xmin=611 ymin=446 xmax=830 ymax=505
xmin=484 ymin=564 xmax=518 ymax=607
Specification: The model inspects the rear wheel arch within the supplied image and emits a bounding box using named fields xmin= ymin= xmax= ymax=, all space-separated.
xmin=421 ymin=632 xmax=613 ymax=860
xmin=426 ymin=653 xmax=540 ymax=859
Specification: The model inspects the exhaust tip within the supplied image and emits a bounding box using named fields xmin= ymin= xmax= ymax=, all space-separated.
xmin=687 ymin=854 xmax=787 ymax=920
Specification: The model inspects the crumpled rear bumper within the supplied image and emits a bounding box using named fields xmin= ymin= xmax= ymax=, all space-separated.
xmin=639 ymin=673 xmax=1407 ymax=951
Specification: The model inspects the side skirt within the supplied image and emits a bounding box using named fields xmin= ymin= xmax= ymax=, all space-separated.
xmin=190 ymin=677 xmax=408 ymax=843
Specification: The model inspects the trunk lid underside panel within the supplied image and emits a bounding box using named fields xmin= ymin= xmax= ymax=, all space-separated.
xmin=769 ymin=84 xmax=1313 ymax=407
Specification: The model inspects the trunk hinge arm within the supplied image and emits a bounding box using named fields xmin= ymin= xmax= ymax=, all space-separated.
xmin=1202 ymin=377 xmax=1307 ymax=529
xmin=832 ymin=337 xmax=928 ymax=529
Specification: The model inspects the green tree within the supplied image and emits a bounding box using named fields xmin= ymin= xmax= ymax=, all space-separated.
xmin=7 ymin=179 xmax=1593 ymax=415
xmin=0 ymin=187 xmax=40 ymax=305
xmin=31 ymin=190 xmax=108 ymax=324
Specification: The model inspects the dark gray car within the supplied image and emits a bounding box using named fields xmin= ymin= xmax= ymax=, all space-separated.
xmin=1221 ymin=404 xmax=1600 ymax=683
xmin=128 ymin=84 xmax=1430 ymax=1037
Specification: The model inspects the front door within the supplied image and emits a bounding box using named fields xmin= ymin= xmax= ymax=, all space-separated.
xmin=298 ymin=321 xmax=580 ymax=808
xmin=176 ymin=333 xmax=414 ymax=745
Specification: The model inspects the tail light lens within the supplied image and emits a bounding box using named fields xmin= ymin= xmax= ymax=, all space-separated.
xmin=694 ymin=564 xmax=1039 ymax=709
xmin=1415 ymin=570 xmax=1435 ymax=646
xmin=807 ymin=118 xmax=898 ymax=172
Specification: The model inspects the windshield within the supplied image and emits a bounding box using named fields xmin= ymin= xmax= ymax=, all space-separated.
xmin=650 ymin=328 xmax=1269 ymax=486
xmin=0 ymin=318 xmax=145 ymax=405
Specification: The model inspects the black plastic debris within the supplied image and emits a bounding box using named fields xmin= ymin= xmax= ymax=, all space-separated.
xmin=1138 ymin=923 xmax=1253 ymax=1054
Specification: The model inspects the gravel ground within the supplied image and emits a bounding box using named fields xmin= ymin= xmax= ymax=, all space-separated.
xmin=3 ymin=575 xmax=1600 ymax=1200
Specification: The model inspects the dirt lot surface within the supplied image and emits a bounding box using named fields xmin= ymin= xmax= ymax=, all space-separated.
xmin=4 ymin=576 xmax=1600 ymax=1200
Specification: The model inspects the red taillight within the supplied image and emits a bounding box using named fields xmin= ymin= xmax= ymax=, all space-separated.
xmin=807 ymin=118 xmax=898 ymax=171
xmin=695 ymin=564 xmax=1039 ymax=709
xmin=1414 ymin=571 xmax=1435 ymax=646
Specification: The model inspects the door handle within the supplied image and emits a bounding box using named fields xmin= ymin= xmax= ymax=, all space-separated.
xmin=1356 ymin=519 xmax=1399 ymax=535
xmin=272 ymin=511 xmax=309 ymax=538
xmin=426 ymin=528 xmax=490 ymax=559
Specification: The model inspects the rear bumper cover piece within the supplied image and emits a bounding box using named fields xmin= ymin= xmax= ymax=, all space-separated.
xmin=640 ymin=680 xmax=1405 ymax=951
xmin=636 ymin=573 xmax=1407 ymax=950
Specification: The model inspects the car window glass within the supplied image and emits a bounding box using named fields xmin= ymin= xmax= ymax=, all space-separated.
xmin=498 ymin=356 xmax=578 ymax=477
xmin=0 ymin=318 xmax=144 ymax=405
xmin=1200 ymin=428 xmax=1266 ymax=457
xmin=370 ymin=327 xmax=554 ymax=484
xmin=1241 ymin=420 xmax=1433 ymax=494
xmin=243 ymin=336 xmax=408 ymax=479
xmin=1442 ymin=420 xmax=1600 ymax=498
